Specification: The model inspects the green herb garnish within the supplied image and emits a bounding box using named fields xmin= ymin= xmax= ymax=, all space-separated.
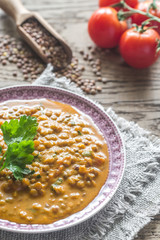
xmin=77 ymin=130 xmax=82 ymax=136
xmin=0 ymin=115 xmax=38 ymax=180
xmin=36 ymin=174 xmax=41 ymax=179
xmin=1 ymin=115 xmax=38 ymax=145
xmin=53 ymin=178 xmax=63 ymax=185
xmin=82 ymin=151 xmax=93 ymax=157
xmin=51 ymin=177 xmax=63 ymax=191
xmin=34 ymin=153 xmax=41 ymax=162
xmin=30 ymin=170 xmax=36 ymax=175
xmin=28 ymin=208 xmax=37 ymax=213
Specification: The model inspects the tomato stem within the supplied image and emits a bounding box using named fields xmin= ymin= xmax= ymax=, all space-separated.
xmin=117 ymin=0 xmax=160 ymax=24
xmin=156 ymin=38 xmax=160 ymax=54
xmin=133 ymin=21 xmax=158 ymax=34
xmin=149 ymin=0 xmax=157 ymax=11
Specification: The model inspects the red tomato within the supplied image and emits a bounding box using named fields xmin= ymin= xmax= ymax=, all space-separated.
xmin=99 ymin=0 xmax=138 ymax=9
xmin=132 ymin=1 xmax=160 ymax=34
xmin=120 ymin=27 xmax=160 ymax=69
xmin=88 ymin=7 xmax=127 ymax=48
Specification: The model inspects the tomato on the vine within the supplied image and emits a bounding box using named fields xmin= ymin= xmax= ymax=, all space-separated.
xmin=119 ymin=27 xmax=160 ymax=69
xmin=99 ymin=0 xmax=138 ymax=9
xmin=88 ymin=7 xmax=127 ymax=48
xmin=132 ymin=1 xmax=160 ymax=34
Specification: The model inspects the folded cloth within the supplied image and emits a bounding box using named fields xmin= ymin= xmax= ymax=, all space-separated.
xmin=1 ymin=65 xmax=160 ymax=240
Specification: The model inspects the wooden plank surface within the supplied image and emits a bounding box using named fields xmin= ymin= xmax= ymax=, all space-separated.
xmin=0 ymin=0 xmax=160 ymax=239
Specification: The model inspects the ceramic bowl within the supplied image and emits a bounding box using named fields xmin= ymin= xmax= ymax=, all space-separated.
xmin=0 ymin=85 xmax=126 ymax=233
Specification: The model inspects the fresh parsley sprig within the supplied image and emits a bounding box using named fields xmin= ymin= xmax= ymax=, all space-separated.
xmin=1 ymin=115 xmax=38 ymax=145
xmin=0 ymin=115 xmax=38 ymax=180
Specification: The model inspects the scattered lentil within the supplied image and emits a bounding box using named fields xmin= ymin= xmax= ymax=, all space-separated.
xmin=0 ymin=34 xmax=107 ymax=94
xmin=102 ymin=77 xmax=107 ymax=83
xmin=12 ymin=72 xmax=17 ymax=77
xmin=0 ymin=34 xmax=45 ymax=81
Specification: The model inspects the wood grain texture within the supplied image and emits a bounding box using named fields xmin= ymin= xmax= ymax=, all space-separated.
xmin=0 ymin=0 xmax=160 ymax=239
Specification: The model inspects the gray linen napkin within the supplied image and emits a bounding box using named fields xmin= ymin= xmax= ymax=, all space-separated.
xmin=1 ymin=65 xmax=160 ymax=240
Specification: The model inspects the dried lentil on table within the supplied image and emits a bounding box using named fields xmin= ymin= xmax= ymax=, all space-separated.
xmin=0 ymin=35 xmax=45 ymax=81
xmin=0 ymin=35 xmax=106 ymax=94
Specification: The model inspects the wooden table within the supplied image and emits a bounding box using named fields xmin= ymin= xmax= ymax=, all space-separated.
xmin=0 ymin=0 xmax=160 ymax=239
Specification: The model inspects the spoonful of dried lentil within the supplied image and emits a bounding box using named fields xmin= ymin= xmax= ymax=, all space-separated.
xmin=0 ymin=0 xmax=72 ymax=70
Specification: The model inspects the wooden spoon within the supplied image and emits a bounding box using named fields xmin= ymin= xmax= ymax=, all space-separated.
xmin=0 ymin=0 xmax=72 ymax=70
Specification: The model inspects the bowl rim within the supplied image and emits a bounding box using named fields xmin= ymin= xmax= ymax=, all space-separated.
xmin=0 ymin=85 xmax=126 ymax=234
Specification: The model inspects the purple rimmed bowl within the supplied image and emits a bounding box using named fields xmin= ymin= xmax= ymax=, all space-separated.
xmin=0 ymin=85 xmax=126 ymax=233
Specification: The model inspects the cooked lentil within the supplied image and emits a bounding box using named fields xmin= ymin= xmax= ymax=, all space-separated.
xmin=0 ymin=99 xmax=109 ymax=224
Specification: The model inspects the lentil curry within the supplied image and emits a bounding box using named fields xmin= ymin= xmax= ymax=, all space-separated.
xmin=0 ymin=99 xmax=109 ymax=224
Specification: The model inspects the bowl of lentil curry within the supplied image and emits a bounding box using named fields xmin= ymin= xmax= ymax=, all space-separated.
xmin=0 ymin=85 xmax=125 ymax=233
